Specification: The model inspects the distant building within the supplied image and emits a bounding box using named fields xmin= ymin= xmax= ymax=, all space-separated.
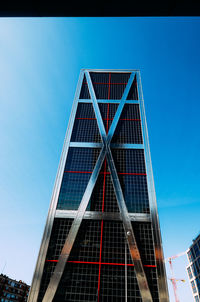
xmin=0 ymin=274 xmax=30 ymax=302
xmin=186 ymin=234 xmax=200 ymax=302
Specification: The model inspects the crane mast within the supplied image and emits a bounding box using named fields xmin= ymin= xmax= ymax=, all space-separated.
xmin=166 ymin=251 xmax=186 ymax=302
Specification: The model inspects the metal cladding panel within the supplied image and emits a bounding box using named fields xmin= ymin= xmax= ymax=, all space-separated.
xmin=28 ymin=70 xmax=169 ymax=302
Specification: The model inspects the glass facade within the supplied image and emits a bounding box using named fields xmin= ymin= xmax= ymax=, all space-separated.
xmin=187 ymin=234 xmax=200 ymax=301
xmin=28 ymin=70 xmax=169 ymax=302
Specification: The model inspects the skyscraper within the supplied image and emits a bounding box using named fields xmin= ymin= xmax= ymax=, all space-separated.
xmin=186 ymin=234 xmax=200 ymax=301
xmin=28 ymin=69 xmax=169 ymax=302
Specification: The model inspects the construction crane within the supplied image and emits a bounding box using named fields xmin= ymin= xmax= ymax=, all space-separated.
xmin=165 ymin=251 xmax=186 ymax=302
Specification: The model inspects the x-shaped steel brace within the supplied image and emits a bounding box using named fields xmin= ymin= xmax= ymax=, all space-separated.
xmin=42 ymin=71 xmax=153 ymax=302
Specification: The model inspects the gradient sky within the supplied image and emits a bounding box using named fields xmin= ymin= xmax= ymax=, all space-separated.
xmin=0 ymin=17 xmax=200 ymax=302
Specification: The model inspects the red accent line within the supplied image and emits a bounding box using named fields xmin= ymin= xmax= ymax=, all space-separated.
xmin=98 ymin=220 xmax=104 ymax=301
xmin=45 ymin=260 xmax=156 ymax=268
xmin=102 ymin=161 xmax=107 ymax=212
xmin=97 ymin=159 xmax=107 ymax=301
xmin=108 ymin=73 xmax=111 ymax=102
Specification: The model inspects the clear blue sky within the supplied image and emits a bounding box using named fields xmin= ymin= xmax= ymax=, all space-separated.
xmin=0 ymin=17 xmax=200 ymax=301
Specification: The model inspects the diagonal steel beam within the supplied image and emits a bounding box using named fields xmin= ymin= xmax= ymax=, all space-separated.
xmin=86 ymin=71 xmax=153 ymax=302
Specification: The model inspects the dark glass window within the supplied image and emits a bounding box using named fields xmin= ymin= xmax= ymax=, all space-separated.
xmin=112 ymin=148 xmax=146 ymax=174
xmin=191 ymin=247 xmax=197 ymax=262
xmin=98 ymin=103 xmax=119 ymax=132
xmin=195 ymin=295 xmax=199 ymax=302
xmin=69 ymin=220 xmax=101 ymax=263
xmin=90 ymin=160 xmax=119 ymax=213
xmin=90 ymin=72 xmax=131 ymax=100
xmin=119 ymin=174 xmax=150 ymax=213
xmin=195 ymin=277 xmax=200 ymax=292
xmin=187 ymin=266 xmax=193 ymax=279
xmin=55 ymin=263 xmax=99 ymax=302
xmin=192 ymin=263 xmax=198 ymax=277
xmin=71 ymin=103 xmax=101 ymax=143
xmin=194 ymin=243 xmax=200 ymax=258
xmin=127 ymin=75 xmax=138 ymax=100
xmin=57 ymin=148 xmax=100 ymax=210
xmin=79 ymin=75 xmax=90 ymax=99
xmin=112 ymin=104 xmax=143 ymax=144
xmin=188 ymin=250 xmax=193 ymax=263
xmin=132 ymin=222 xmax=156 ymax=266
xmin=37 ymin=219 xmax=73 ymax=302
xmin=191 ymin=281 xmax=197 ymax=294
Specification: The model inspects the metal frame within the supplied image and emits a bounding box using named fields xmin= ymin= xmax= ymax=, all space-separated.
xmin=28 ymin=69 xmax=169 ymax=302
xmin=55 ymin=210 xmax=151 ymax=222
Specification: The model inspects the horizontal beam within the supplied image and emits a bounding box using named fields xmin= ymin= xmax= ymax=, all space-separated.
xmin=55 ymin=210 xmax=151 ymax=222
xmin=69 ymin=142 xmax=144 ymax=149
xmin=78 ymin=99 xmax=140 ymax=104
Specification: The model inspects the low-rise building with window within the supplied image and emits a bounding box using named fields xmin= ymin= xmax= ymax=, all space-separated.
xmin=0 ymin=274 xmax=30 ymax=302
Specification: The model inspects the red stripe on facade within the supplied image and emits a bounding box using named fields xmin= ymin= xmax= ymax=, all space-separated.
xmin=98 ymin=97 xmax=110 ymax=301
xmin=98 ymin=220 xmax=104 ymax=301
xmin=108 ymin=73 xmax=111 ymax=101
xmin=46 ymin=260 xmax=156 ymax=268
xmin=98 ymin=159 xmax=107 ymax=301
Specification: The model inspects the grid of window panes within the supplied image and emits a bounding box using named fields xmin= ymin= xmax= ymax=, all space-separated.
xmin=71 ymin=103 xmax=101 ymax=143
xmin=195 ymin=295 xmax=199 ymax=302
xmin=89 ymin=159 xmax=119 ymax=213
xmin=41 ymin=218 xmax=159 ymax=302
xmin=38 ymin=219 xmax=73 ymax=302
xmin=187 ymin=235 xmax=200 ymax=300
xmin=111 ymin=104 xmax=143 ymax=144
xmin=90 ymin=72 xmax=131 ymax=100
xmin=112 ymin=148 xmax=149 ymax=213
xmin=191 ymin=281 xmax=197 ymax=294
xmin=57 ymin=147 xmax=100 ymax=210
xmin=196 ymin=277 xmax=200 ymax=294
xmin=98 ymin=103 xmax=119 ymax=133
xmin=187 ymin=266 xmax=193 ymax=279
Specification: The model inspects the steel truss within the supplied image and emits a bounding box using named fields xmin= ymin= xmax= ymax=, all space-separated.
xmin=28 ymin=69 xmax=169 ymax=302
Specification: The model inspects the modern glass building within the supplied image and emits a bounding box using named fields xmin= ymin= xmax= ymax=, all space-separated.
xmin=186 ymin=234 xmax=200 ymax=301
xmin=28 ymin=69 xmax=169 ymax=302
